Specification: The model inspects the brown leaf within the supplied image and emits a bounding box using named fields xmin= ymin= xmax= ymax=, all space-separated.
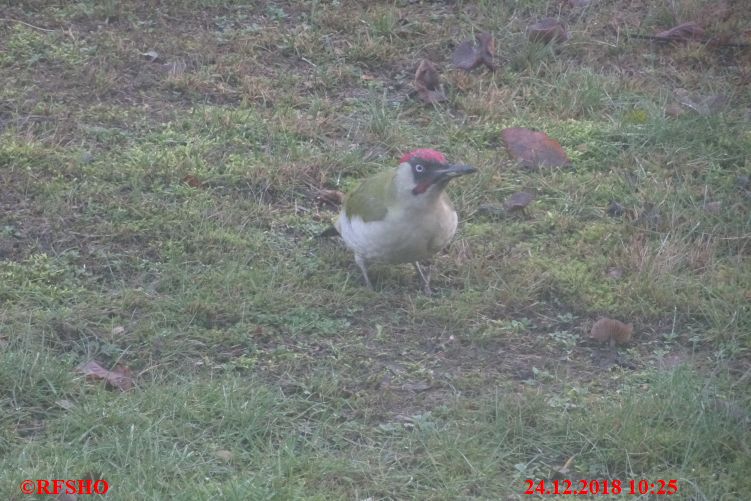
xmin=315 ymin=188 xmax=344 ymax=207
xmin=452 ymin=40 xmax=478 ymax=70
xmin=655 ymin=22 xmax=705 ymax=42
xmin=452 ymin=32 xmax=496 ymax=72
xmin=527 ymin=18 xmax=570 ymax=44
xmin=552 ymin=455 xmax=576 ymax=478
xmin=590 ymin=318 xmax=633 ymax=346
xmin=182 ymin=175 xmax=203 ymax=188
xmin=76 ymin=360 xmax=134 ymax=391
xmin=504 ymin=191 xmax=534 ymax=211
xmin=413 ymin=59 xmax=447 ymax=104
xmin=501 ymin=128 xmax=571 ymax=169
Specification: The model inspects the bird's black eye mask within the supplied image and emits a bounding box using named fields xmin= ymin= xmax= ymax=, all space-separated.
xmin=410 ymin=158 xmax=444 ymax=195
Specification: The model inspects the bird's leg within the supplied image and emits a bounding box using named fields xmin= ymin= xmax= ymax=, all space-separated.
xmin=355 ymin=254 xmax=374 ymax=290
xmin=413 ymin=261 xmax=432 ymax=295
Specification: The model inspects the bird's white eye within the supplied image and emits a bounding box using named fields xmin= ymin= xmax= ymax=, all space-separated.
xmin=415 ymin=164 xmax=424 ymax=173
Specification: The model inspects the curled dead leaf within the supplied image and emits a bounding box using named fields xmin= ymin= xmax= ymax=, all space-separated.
xmin=452 ymin=32 xmax=496 ymax=72
xmin=315 ymin=188 xmax=344 ymax=207
xmin=655 ymin=22 xmax=705 ymax=42
xmin=501 ymin=127 xmax=571 ymax=169
xmin=504 ymin=191 xmax=534 ymax=212
xmin=527 ymin=18 xmax=570 ymax=44
xmin=182 ymin=175 xmax=203 ymax=188
xmin=76 ymin=360 xmax=134 ymax=392
xmin=413 ymin=59 xmax=447 ymax=104
xmin=552 ymin=455 xmax=576 ymax=478
xmin=141 ymin=50 xmax=160 ymax=62
xmin=590 ymin=318 xmax=633 ymax=347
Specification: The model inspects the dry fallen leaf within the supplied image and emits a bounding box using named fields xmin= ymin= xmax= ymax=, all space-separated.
xmin=501 ymin=128 xmax=571 ymax=169
xmin=504 ymin=191 xmax=534 ymax=212
xmin=590 ymin=318 xmax=634 ymax=348
xmin=552 ymin=455 xmax=576 ymax=479
xmin=413 ymin=59 xmax=447 ymax=104
xmin=655 ymin=22 xmax=705 ymax=42
xmin=182 ymin=175 xmax=203 ymax=188
xmin=452 ymin=32 xmax=496 ymax=72
xmin=527 ymin=18 xmax=570 ymax=44
xmin=141 ymin=50 xmax=160 ymax=62
xmin=76 ymin=360 xmax=134 ymax=391
xmin=315 ymin=188 xmax=344 ymax=207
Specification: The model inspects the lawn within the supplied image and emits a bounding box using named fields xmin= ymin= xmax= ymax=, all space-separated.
xmin=1 ymin=0 xmax=750 ymax=499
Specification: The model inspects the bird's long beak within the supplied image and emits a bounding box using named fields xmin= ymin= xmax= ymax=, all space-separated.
xmin=413 ymin=163 xmax=477 ymax=195
xmin=434 ymin=164 xmax=477 ymax=182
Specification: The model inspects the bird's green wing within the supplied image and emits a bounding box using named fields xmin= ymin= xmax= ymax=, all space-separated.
xmin=344 ymin=170 xmax=397 ymax=223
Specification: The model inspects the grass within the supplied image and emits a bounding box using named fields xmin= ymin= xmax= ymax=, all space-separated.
xmin=1 ymin=0 xmax=750 ymax=499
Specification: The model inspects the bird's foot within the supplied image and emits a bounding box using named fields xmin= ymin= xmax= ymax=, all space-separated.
xmin=413 ymin=262 xmax=433 ymax=296
xmin=355 ymin=255 xmax=374 ymax=290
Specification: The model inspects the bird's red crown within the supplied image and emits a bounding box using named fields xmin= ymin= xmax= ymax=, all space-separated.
xmin=400 ymin=148 xmax=447 ymax=165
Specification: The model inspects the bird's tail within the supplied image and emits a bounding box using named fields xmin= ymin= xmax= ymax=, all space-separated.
xmin=317 ymin=225 xmax=340 ymax=238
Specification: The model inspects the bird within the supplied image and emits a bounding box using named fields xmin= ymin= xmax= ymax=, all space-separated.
xmin=334 ymin=148 xmax=476 ymax=294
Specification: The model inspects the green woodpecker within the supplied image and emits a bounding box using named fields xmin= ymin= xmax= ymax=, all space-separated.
xmin=335 ymin=148 xmax=476 ymax=293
